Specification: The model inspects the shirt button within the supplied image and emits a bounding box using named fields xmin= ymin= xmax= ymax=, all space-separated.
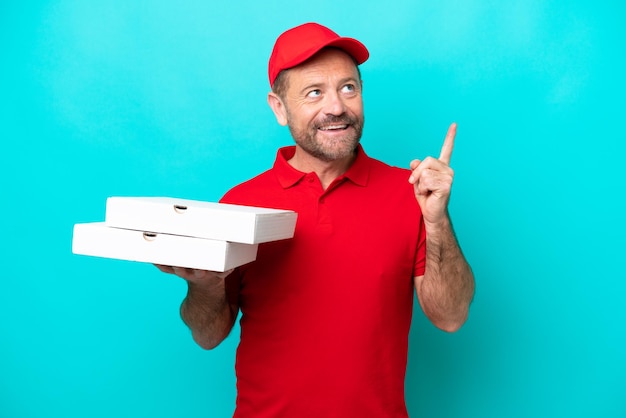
xmin=307 ymin=177 xmax=314 ymax=183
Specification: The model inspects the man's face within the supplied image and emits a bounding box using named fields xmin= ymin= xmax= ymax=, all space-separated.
xmin=276 ymin=48 xmax=364 ymax=162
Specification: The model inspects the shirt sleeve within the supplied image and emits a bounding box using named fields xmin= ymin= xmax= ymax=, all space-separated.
xmin=225 ymin=268 xmax=242 ymax=307
xmin=413 ymin=216 xmax=427 ymax=277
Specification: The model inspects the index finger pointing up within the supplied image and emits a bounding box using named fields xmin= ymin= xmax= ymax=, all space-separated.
xmin=438 ymin=122 xmax=457 ymax=165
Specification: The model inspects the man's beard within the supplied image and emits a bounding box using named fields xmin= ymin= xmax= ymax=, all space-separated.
xmin=287 ymin=113 xmax=364 ymax=162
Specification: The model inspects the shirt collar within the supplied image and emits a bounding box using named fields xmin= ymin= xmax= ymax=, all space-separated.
xmin=273 ymin=144 xmax=371 ymax=189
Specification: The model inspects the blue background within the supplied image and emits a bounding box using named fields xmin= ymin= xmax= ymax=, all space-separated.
xmin=2 ymin=1 xmax=624 ymax=417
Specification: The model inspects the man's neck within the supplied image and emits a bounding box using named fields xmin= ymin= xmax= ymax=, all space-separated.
xmin=288 ymin=146 xmax=357 ymax=190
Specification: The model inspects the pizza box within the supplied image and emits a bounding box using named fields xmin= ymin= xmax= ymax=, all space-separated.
xmin=72 ymin=222 xmax=258 ymax=271
xmin=104 ymin=197 xmax=297 ymax=244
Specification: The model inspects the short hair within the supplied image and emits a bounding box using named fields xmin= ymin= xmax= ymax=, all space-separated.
xmin=271 ymin=70 xmax=290 ymax=99
xmin=271 ymin=47 xmax=363 ymax=100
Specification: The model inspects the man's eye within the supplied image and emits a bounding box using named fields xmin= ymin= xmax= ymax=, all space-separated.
xmin=342 ymin=84 xmax=356 ymax=93
xmin=307 ymin=89 xmax=321 ymax=98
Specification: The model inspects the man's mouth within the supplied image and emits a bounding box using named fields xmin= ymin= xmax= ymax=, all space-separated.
xmin=318 ymin=124 xmax=349 ymax=131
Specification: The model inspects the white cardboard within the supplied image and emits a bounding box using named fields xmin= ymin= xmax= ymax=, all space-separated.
xmin=104 ymin=197 xmax=297 ymax=244
xmin=72 ymin=222 xmax=259 ymax=271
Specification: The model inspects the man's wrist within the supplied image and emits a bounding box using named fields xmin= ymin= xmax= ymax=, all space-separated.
xmin=424 ymin=214 xmax=451 ymax=235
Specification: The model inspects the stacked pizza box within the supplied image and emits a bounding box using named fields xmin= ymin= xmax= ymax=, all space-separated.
xmin=72 ymin=197 xmax=298 ymax=272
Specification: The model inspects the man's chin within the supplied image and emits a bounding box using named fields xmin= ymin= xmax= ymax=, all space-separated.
xmin=309 ymin=140 xmax=360 ymax=162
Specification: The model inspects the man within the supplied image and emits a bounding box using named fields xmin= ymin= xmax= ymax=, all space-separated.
xmin=157 ymin=22 xmax=474 ymax=417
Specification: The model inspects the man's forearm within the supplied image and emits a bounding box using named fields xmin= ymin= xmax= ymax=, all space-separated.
xmin=180 ymin=280 xmax=236 ymax=350
xmin=418 ymin=215 xmax=475 ymax=332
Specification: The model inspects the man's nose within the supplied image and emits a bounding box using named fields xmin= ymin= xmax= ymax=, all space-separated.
xmin=322 ymin=91 xmax=346 ymax=116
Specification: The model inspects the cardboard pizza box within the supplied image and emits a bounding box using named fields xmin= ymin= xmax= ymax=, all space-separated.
xmin=104 ymin=197 xmax=297 ymax=244
xmin=72 ymin=222 xmax=258 ymax=272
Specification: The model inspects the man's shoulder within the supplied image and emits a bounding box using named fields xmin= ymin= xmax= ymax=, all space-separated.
xmin=365 ymin=154 xmax=411 ymax=179
xmin=219 ymin=168 xmax=278 ymax=206
xmin=359 ymin=152 xmax=417 ymax=204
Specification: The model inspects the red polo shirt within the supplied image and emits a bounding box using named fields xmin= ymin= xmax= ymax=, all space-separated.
xmin=220 ymin=145 xmax=426 ymax=417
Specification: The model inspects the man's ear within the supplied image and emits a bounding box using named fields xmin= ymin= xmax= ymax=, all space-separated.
xmin=267 ymin=92 xmax=288 ymax=126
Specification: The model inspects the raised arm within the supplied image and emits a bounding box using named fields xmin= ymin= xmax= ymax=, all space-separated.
xmin=408 ymin=123 xmax=475 ymax=332
xmin=155 ymin=265 xmax=239 ymax=349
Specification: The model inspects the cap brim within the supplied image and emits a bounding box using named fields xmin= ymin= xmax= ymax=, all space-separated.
xmin=325 ymin=37 xmax=369 ymax=65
